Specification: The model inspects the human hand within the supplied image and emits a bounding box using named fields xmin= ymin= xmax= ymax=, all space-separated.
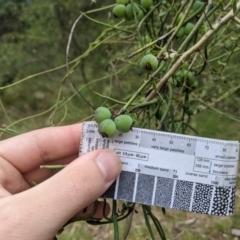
xmin=0 ymin=123 xmax=121 ymax=240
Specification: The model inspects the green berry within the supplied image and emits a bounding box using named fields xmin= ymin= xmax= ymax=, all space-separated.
xmin=94 ymin=107 xmax=112 ymax=124
xmin=168 ymin=77 xmax=178 ymax=87
xmin=124 ymin=13 xmax=133 ymax=21
xmin=183 ymin=70 xmax=195 ymax=87
xmin=174 ymin=70 xmax=184 ymax=87
xmin=224 ymin=40 xmax=233 ymax=50
xmin=181 ymin=61 xmax=189 ymax=70
xmin=176 ymin=13 xmax=183 ymax=25
xmin=176 ymin=27 xmax=185 ymax=38
xmin=142 ymin=35 xmax=151 ymax=44
xmin=139 ymin=54 xmax=158 ymax=72
xmin=126 ymin=3 xmax=140 ymax=19
xmin=116 ymin=0 xmax=129 ymax=5
xmin=187 ymin=71 xmax=195 ymax=86
xmin=184 ymin=22 xmax=194 ymax=35
xmin=186 ymin=107 xmax=194 ymax=115
xmin=137 ymin=10 xmax=145 ymax=20
xmin=112 ymin=4 xmax=126 ymax=18
xmin=141 ymin=0 xmax=153 ymax=9
xmin=98 ymin=119 xmax=116 ymax=138
xmin=191 ymin=1 xmax=204 ymax=12
xmin=190 ymin=79 xmax=199 ymax=90
xmin=114 ymin=115 xmax=133 ymax=133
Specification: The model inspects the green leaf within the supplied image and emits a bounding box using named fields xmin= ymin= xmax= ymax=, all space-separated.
xmin=232 ymin=0 xmax=237 ymax=13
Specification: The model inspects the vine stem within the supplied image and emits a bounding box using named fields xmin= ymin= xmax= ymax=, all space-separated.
xmin=85 ymin=4 xmax=116 ymax=14
xmin=156 ymin=0 xmax=194 ymax=58
xmin=145 ymin=2 xmax=240 ymax=102
xmin=40 ymin=165 xmax=67 ymax=169
xmin=142 ymin=205 xmax=155 ymax=240
xmin=112 ymin=200 xmax=119 ymax=240
xmin=128 ymin=1 xmax=206 ymax=59
xmin=82 ymin=13 xmax=133 ymax=34
xmin=119 ymin=61 xmax=165 ymax=114
xmin=93 ymin=91 xmax=133 ymax=105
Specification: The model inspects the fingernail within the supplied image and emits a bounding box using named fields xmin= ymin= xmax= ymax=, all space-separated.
xmin=95 ymin=150 xmax=121 ymax=183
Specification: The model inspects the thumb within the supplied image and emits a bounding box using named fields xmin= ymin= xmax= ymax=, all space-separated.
xmin=0 ymin=149 xmax=121 ymax=240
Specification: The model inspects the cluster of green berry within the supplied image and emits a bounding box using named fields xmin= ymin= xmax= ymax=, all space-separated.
xmin=112 ymin=0 xmax=153 ymax=21
xmin=94 ymin=107 xmax=134 ymax=138
xmin=176 ymin=21 xmax=195 ymax=38
xmin=176 ymin=1 xmax=205 ymax=38
xmin=169 ymin=62 xmax=198 ymax=89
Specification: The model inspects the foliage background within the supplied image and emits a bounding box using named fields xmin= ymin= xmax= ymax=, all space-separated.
xmin=0 ymin=0 xmax=240 ymax=239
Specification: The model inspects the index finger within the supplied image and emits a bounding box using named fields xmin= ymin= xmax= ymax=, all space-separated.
xmin=0 ymin=123 xmax=82 ymax=173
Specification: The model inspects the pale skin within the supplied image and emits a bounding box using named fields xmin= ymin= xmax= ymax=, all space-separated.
xmin=0 ymin=123 xmax=122 ymax=240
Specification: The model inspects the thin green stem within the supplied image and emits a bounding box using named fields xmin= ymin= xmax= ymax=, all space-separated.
xmin=82 ymin=13 xmax=133 ymax=34
xmin=85 ymin=4 xmax=116 ymax=14
xmin=40 ymin=165 xmax=67 ymax=169
xmin=142 ymin=205 xmax=155 ymax=240
xmin=121 ymin=61 xmax=165 ymax=113
xmin=93 ymin=91 xmax=131 ymax=105
xmin=131 ymin=99 xmax=158 ymax=111
xmin=145 ymin=2 xmax=240 ymax=102
xmin=157 ymin=0 xmax=193 ymax=58
xmin=0 ymin=97 xmax=13 ymax=125
xmin=151 ymin=215 xmax=166 ymax=240
xmin=102 ymin=199 xmax=112 ymax=221
xmin=159 ymin=83 xmax=173 ymax=125
xmin=50 ymin=31 xmax=120 ymax=124
xmin=112 ymin=200 xmax=119 ymax=240
xmin=130 ymin=0 xmax=143 ymax=46
xmin=0 ymin=128 xmax=19 ymax=136
xmin=177 ymin=1 xmax=214 ymax=55
xmin=0 ymin=100 xmax=65 ymax=138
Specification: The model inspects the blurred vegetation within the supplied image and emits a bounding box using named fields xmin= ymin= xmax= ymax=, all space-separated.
xmin=0 ymin=0 xmax=240 ymax=239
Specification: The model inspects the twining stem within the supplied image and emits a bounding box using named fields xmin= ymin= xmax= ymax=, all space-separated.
xmin=158 ymin=83 xmax=173 ymax=129
xmin=194 ymin=83 xmax=240 ymax=110
xmin=121 ymin=211 xmax=133 ymax=240
xmin=40 ymin=165 xmax=67 ymax=169
xmin=144 ymin=205 xmax=166 ymax=240
xmin=128 ymin=1 xmax=205 ymax=59
xmin=112 ymin=200 xmax=119 ymax=240
xmin=142 ymin=205 xmax=155 ymax=240
xmin=130 ymin=0 xmax=143 ymax=46
xmin=195 ymin=99 xmax=240 ymax=122
xmin=131 ymin=99 xmax=158 ymax=111
xmin=145 ymin=2 xmax=240 ymax=102
xmin=82 ymin=13 xmax=134 ymax=34
xmin=0 ymin=128 xmax=19 ymax=136
xmin=0 ymin=99 xmax=65 ymax=138
xmin=0 ymin=97 xmax=13 ymax=125
xmin=85 ymin=4 xmax=116 ymax=14
xmin=177 ymin=1 xmax=216 ymax=55
xmin=50 ymin=30 xmax=120 ymax=125
xmin=92 ymin=91 xmax=132 ymax=105
xmin=119 ymin=61 xmax=165 ymax=114
xmin=157 ymin=0 xmax=194 ymax=58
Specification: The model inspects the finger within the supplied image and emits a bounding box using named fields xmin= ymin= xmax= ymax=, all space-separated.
xmin=0 ymin=185 xmax=12 ymax=198
xmin=0 ymin=152 xmax=78 ymax=195
xmin=0 ymin=149 xmax=121 ymax=240
xmin=0 ymin=123 xmax=82 ymax=173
